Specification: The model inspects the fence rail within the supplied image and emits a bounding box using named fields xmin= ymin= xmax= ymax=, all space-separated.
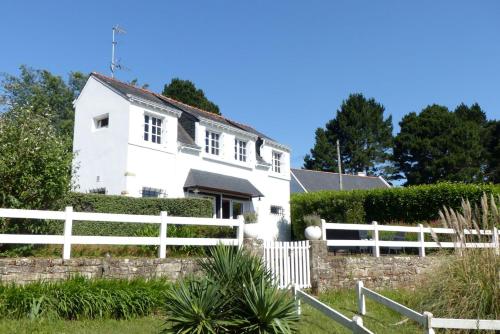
xmin=356 ymin=281 xmax=500 ymax=333
xmin=293 ymin=286 xmax=373 ymax=334
xmin=322 ymin=220 xmax=500 ymax=257
xmin=0 ymin=207 xmax=244 ymax=259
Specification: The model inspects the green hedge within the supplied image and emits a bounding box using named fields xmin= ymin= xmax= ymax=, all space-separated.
xmin=55 ymin=193 xmax=214 ymax=237
xmin=291 ymin=182 xmax=500 ymax=239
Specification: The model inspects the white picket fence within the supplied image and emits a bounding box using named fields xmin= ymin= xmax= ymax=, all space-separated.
xmin=322 ymin=220 xmax=500 ymax=257
xmin=263 ymin=241 xmax=311 ymax=289
xmin=356 ymin=281 xmax=500 ymax=333
xmin=0 ymin=207 xmax=244 ymax=259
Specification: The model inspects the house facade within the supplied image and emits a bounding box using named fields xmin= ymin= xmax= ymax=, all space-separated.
xmin=72 ymin=73 xmax=291 ymax=240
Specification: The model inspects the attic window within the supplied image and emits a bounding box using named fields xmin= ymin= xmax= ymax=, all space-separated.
xmin=144 ymin=115 xmax=162 ymax=144
xmin=94 ymin=114 xmax=109 ymax=129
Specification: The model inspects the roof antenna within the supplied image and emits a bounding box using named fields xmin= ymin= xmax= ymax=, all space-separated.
xmin=111 ymin=25 xmax=127 ymax=78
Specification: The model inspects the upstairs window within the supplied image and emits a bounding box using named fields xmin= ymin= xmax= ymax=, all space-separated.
xmin=234 ymin=139 xmax=247 ymax=162
xmin=272 ymin=151 xmax=282 ymax=173
xmin=94 ymin=114 xmax=109 ymax=129
xmin=144 ymin=115 xmax=162 ymax=144
xmin=141 ymin=187 xmax=163 ymax=198
xmin=205 ymin=131 xmax=220 ymax=155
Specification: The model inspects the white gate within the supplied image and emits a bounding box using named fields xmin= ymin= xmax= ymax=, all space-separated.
xmin=263 ymin=241 xmax=311 ymax=289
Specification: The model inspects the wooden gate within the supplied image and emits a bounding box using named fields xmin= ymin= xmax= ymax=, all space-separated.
xmin=263 ymin=241 xmax=311 ymax=289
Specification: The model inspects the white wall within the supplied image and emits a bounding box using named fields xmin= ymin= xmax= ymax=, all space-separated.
xmin=72 ymin=77 xmax=130 ymax=195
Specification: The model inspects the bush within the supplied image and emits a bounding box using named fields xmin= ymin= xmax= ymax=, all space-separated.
xmin=60 ymin=193 xmax=213 ymax=236
xmin=162 ymin=246 xmax=299 ymax=333
xmin=0 ymin=277 xmax=171 ymax=320
xmin=291 ymin=182 xmax=500 ymax=239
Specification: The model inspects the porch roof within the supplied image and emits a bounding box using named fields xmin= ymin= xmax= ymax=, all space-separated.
xmin=184 ymin=169 xmax=264 ymax=198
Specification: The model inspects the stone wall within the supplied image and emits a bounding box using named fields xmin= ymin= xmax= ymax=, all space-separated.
xmin=0 ymin=257 xmax=202 ymax=285
xmin=310 ymin=240 xmax=444 ymax=292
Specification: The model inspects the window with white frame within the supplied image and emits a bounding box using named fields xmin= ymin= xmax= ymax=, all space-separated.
xmin=94 ymin=114 xmax=109 ymax=129
xmin=205 ymin=130 xmax=220 ymax=155
xmin=141 ymin=187 xmax=163 ymax=198
xmin=270 ymin=205 xmax=284 ymax=215
xmin=234 ymin=139 xmax=247 ymax=162
xmin=144 ymin=115 xmax=162 ymax=144
xmin=272 ymin=151 xmax=282 ymax=173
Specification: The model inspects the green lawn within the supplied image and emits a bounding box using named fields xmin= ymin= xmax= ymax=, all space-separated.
xmin=0 ymin=289 xmax=422 ymax=334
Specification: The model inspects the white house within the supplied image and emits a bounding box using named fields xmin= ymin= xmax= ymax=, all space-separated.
xmin=72 ymin=73 xmax=291 ymax=240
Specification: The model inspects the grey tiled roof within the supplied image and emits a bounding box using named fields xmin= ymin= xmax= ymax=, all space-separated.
xmin=184 ymin=169 xmax=264 ymax=198
xmin=291 ymin=168 xmax=390 ymax=193
xmin=90 ymin=73 xmax=275 ymax=148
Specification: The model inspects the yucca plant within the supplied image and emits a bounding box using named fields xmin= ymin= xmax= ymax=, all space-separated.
xmin=162 ymin=245 xmax=298 ymax=334
xmin=420 ymin=193 xmax=499 ymax=327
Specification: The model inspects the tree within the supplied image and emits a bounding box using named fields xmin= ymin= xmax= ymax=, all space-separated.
xmin=484 ymin=120 xmax=500 ymax=183
xmin=393 ymin=104 xmax=484 ymax=185
xmin=162 ymin=78 xmax=220 ymax=115
xmin=304 ymin=93 xmax=393 ymax=177
xmin=0 ymin=65 xmax=87 ymax=138
xmin=0 ymin=105 xmax=73 ymax=235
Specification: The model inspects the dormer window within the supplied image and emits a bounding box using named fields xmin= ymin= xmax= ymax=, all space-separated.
xmin=234 ymin=139 xmax=247 ymax=162
xmin=144 ymin=115 xmax=162 ymax=144
xmin=272 ymin=151 xmax=282 ymax=173
xmin=205 ymin=130 xmax=220 ymax=155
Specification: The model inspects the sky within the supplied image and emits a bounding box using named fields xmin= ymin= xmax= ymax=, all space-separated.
xmin=1 ymin=1 xmax=499 ymax=168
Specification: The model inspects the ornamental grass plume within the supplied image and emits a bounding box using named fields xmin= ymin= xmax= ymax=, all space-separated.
xmin=420 ymin=194 xmax=499 ymax=328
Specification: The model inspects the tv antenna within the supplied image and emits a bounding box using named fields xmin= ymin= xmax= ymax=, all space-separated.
xmin=111 ymin=25 xmax=127 ymax=78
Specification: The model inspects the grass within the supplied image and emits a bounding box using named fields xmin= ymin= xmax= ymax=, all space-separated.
xmin=0 ymin=288 xmax=423 ymax=333
xmin=297 ymin=289 xmax=422 ymax=334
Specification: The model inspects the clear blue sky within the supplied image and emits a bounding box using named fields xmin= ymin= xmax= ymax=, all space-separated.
xmin=1 ymin=1 xmax=499 ymax=167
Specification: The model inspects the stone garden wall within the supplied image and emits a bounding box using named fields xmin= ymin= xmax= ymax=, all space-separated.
xmin=309 ymin=240 xmax=444 ymax=292
xmin=0 ymin=257 xmax=202 ymax=285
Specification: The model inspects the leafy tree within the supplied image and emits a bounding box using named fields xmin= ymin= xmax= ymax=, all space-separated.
xmin=162 ymin=78 xmax=220 ymax=115
xmin=0 ymin=65 xmax=87 ymax=138
xmin=484 ymin=120 xmax=500 ymax=183
xmin=393 ymin=104 xmax=484 ymax=185
xmin=304 ymin=93 xmax=393 ymax=177
xmin=0 ymin=105 xmax=73 ymax=212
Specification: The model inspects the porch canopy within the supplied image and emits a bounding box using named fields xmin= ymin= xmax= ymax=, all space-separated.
xmin=184 ymin=169 xmax=264 ymax=198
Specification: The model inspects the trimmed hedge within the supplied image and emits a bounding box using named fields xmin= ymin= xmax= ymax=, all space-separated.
xmin=55 ymin=193 xmax=214 ymax=237
xmin=291 ymin=182 xmax=500 ymax=239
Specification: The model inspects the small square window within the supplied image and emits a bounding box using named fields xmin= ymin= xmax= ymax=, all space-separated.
xmin=94 ymin=114 xmax=109 ymax=129
xmin=270 ymin=205 xmax=284 ymax=215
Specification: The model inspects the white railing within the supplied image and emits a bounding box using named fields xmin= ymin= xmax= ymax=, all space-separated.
xmin=263 ymin=241 xmax=310 ymax=289
xmin=322 ymin=220 xmax=500 ymax=257
xmin=356 ymin=281 xmax=500 ymax=333
xmin=0 ymin=207 xmax=244 ymax=259
xmin=292 ymin=285 xmax=374 ymax=334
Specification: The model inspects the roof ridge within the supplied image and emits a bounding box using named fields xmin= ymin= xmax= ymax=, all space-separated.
xmin=291 ymin=168 xmax=381 ymax=179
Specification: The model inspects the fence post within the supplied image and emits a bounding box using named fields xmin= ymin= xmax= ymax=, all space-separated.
xmin=158 ymin=211 xmax=168 ymax=259
xmin=423 ymin=311 xmax=435 ymax=334
xmin=292 ymin=284 xmax=301 ymax=315
xmin=352 ymin=315 xmax=364 ymax=333
xmin=321 ymin=219 xmax=327 ymax=241
xmin=372 ymin=221 xmax=380 ymax=257
xmin=356 ymin=281 xmax=366 ymax=315
xmin=493 ymin=227 xmax=499 ymax=256
xmin=237 ymin=215 xmax=244 ymax=248
xmin=418 ymin=224 xmax=426 ymax=257
xmin=63 ymin=206 xmax=73 ymax=260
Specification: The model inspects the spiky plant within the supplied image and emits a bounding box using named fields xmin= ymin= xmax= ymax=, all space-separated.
xmin=421 ymin=193 xmax=499 ymax=326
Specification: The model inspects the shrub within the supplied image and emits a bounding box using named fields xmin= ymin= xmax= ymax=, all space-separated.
xmin=417 ymin=194 xmax=499 ymax=323
xmin=162 ymin=246 xmax=298 ymax=333
xmin=291 ymin=182 xmax=500 ymax=239
xmin=0 ymin=277 xmax=171 ymax=320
